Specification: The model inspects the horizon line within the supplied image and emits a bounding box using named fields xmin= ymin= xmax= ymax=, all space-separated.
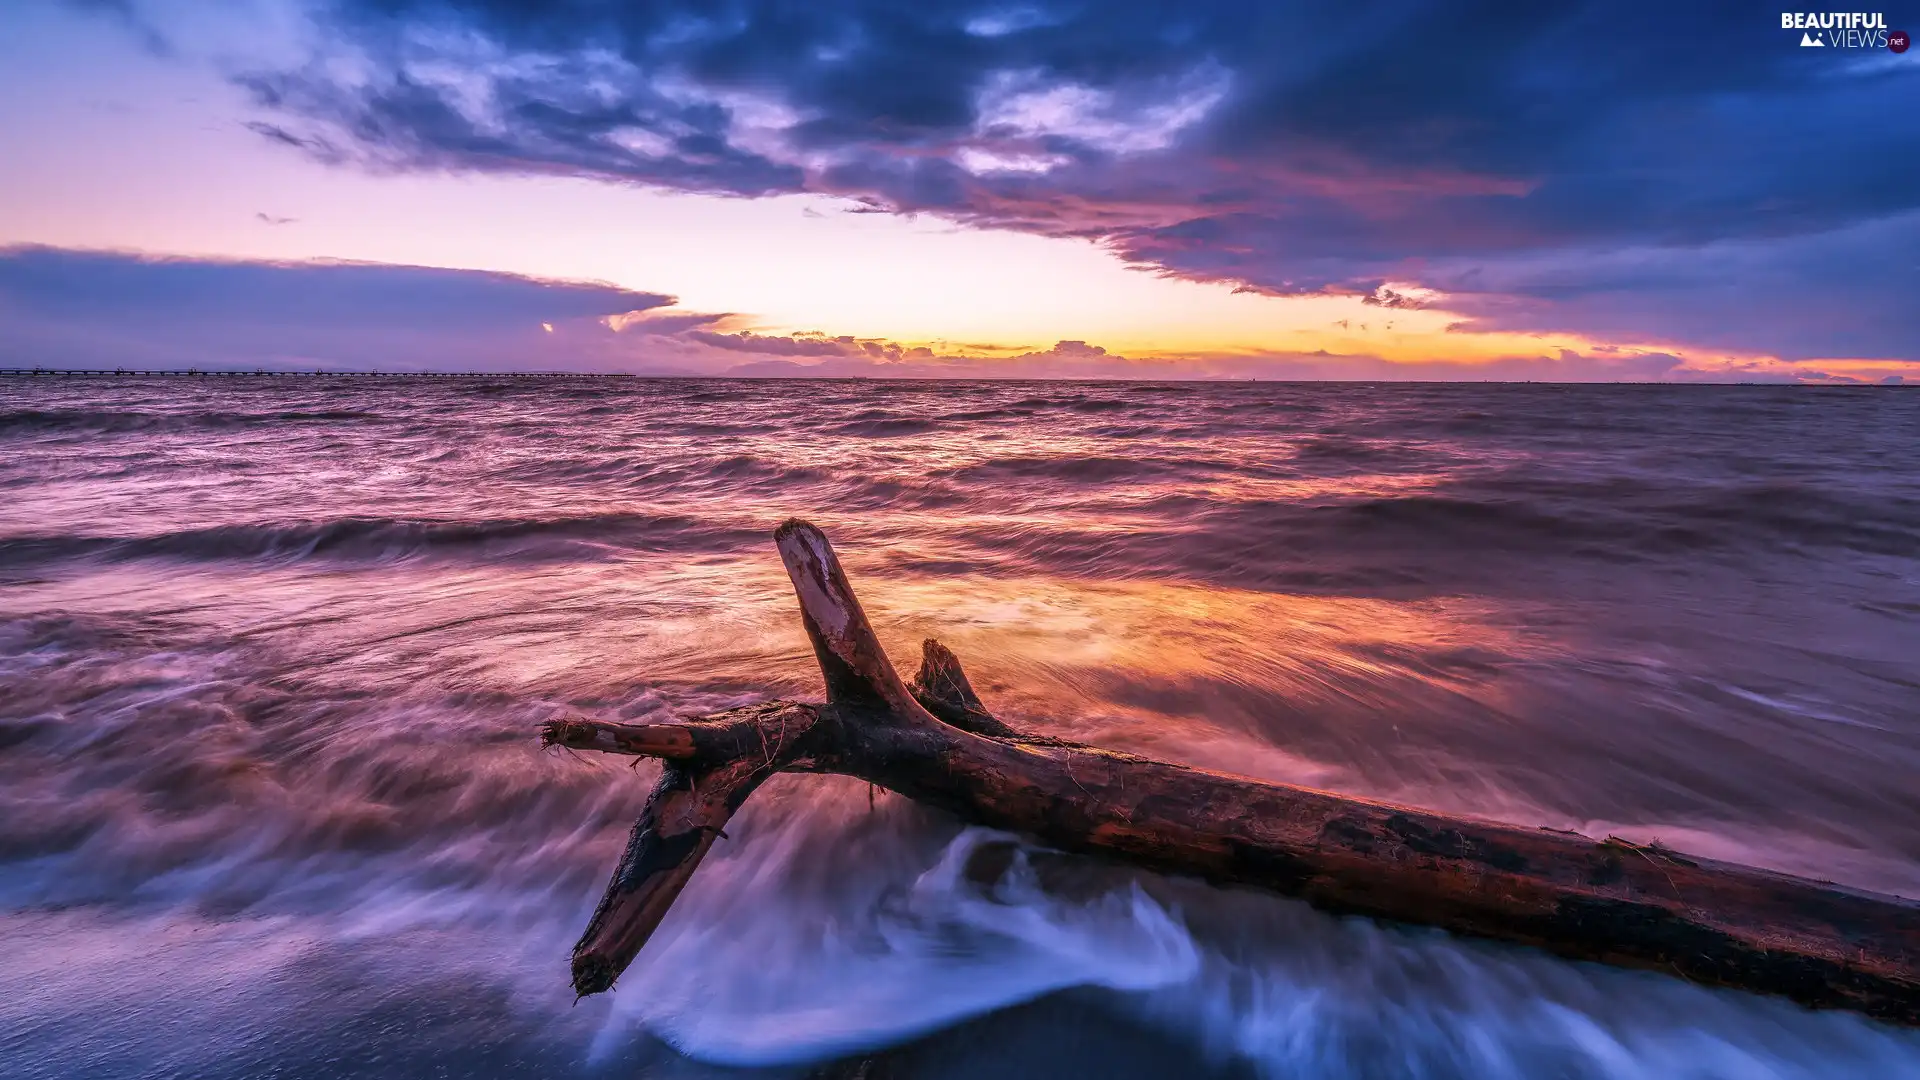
xmin=1 ymin=367 xmax=1904 ymax=388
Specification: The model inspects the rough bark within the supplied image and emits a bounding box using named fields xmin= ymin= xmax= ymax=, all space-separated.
xmin=558 ymin=702 xmax=819 ymax=996
xmin=546 ymin=519 xmax=1920 ymax=1024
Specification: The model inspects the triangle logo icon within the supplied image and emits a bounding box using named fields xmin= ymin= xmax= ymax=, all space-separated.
xmin=1800 ymin=31 xmax=1824 ymax=45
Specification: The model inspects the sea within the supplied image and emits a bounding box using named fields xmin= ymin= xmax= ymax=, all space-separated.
xmin=2 ymin=376 xmax=1917 ymax=1079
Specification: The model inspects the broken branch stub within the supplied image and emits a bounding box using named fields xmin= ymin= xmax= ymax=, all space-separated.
xmin=545 ymin=520 xmax=1920 ymax=1023
xmin=910 ymin=638 xmax=1017 ymax=738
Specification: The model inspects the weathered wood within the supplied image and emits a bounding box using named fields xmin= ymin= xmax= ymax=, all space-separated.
xmin=561 ymin=702 xmax=819 ymax=995
xmin=909 ymin=638 xmax=1017 ymax=738
xmin=546 ymin=519 xmax=1920 ymax=1023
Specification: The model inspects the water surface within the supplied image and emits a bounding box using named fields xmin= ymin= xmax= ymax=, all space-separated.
xmin=2 ymin=378 xmax=1918 ymax=1078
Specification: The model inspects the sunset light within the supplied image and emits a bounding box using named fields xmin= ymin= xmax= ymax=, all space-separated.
xmin=3 ymin=3 xmax=1917 ymax=1079
xmin=3 ymin=1 xmax=1912 ymax=381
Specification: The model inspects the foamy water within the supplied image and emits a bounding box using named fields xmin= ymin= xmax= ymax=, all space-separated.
xmin=1 ymin=377 xmax=1917 ymax=1078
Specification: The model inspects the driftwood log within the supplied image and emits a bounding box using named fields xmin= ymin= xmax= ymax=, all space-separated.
xmin=544 ymin=519 xmax=1920 ymax=1024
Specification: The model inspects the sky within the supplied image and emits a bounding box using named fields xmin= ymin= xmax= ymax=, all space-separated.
xmin=0 ymin=0 xmax=1914 ymax=381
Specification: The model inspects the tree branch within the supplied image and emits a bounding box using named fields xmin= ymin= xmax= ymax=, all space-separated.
xmin=542 ymin=520 xmax=1920 ymax=1024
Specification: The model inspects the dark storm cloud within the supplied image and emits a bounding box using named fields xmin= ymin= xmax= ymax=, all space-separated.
xmin=0 ymin=246 xmax=676 ymax=370
xmin=1428 ymin=210 xmax=1920 ymax=361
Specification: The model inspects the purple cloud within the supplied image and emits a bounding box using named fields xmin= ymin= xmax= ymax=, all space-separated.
xmin=0 ymin=246 xmax=678 ymax=372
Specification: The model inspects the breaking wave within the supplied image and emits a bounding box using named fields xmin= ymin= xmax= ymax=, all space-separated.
xmin=0 ymin=513 xmax=767 ymax=567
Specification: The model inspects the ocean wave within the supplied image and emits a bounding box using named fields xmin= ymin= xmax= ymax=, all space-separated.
xmin=650 ymin=828 xmax=1920 ymax=1075
xmin=0 ymin=610 xmax=656 ymax=907
xmin=938 ymin=454 xmax=1238 ymax=485
xmin=936 ymin=407 xmax=1037 ymax=421
xmin=0 ymin=408 xmax=381 ymax=435
xmin=521 ymin=453 xmax=829 ymax=491
xmin=1243 ymin=480 xmax=1919 ymax=563
xmin=0 ymin=512 xmax=765 ymax=567
xmin=926 ymin=480 xmax=1920 ymax=596
xmin=1428 ymin=477 xmax=1920 ymax=557
xmin=1292 ymin=435 xmax=1408 ymax=464
xmin=825 ymin=417 xmax=947 ymax=437
xmin=3 ymin=377 xmax=1918 ymax=1077
xmin=1066 ymin=398 xmax=1133 ymax=413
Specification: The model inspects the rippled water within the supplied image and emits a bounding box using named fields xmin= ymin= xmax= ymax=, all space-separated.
xmin=2 ymin=377 xmax=1918 ymax=1079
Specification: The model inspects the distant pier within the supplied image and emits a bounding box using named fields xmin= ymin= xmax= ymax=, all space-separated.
xmin=0 ymin=368 xmax=638 ymax=378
